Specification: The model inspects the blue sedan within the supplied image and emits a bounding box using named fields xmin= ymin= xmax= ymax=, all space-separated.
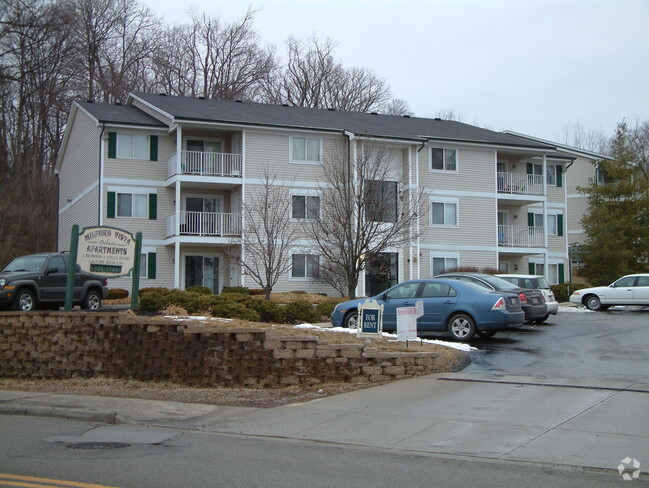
xmin=330 ymin=279 xmax=524 ymax=341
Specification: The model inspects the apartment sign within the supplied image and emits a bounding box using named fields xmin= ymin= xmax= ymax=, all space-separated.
xmin=77 ymin=226 xmax=137 ymax=278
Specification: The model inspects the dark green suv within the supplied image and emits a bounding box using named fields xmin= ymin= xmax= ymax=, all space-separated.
xmin=0 ymin=253 xmax=108 ymax=311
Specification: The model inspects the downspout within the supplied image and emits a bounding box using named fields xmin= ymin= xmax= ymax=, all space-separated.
xmin=98 ymin=124 xmax=105 ymax=225
xmin=343 ymin=130 xmax=360 ymax=296
xmin=416 ymin=140 xmax=425 ymax=279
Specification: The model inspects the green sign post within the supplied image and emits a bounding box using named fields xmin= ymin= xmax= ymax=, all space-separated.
xmin=65 ymin=225 xmax=142 ymax=311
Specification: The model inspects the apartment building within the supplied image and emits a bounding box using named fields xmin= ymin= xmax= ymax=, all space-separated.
xmin=55 ymin=93 xmax=575 ymax=296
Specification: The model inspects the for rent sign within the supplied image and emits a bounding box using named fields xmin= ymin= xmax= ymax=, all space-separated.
xmin=78 ymin=226 xmax=137 ymax=277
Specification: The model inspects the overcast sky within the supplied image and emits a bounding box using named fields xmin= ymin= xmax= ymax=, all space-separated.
xmin=142 ymin=0 xmax=649 ymax=142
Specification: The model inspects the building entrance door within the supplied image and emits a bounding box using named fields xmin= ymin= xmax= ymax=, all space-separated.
xmin=365 ymin=253 xmax=398 ymax=297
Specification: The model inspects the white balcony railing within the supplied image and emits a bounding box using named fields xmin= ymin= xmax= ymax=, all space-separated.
xmin=498 ymin=225 xmax=544 ymax=248
xmin=166 ymin=212 xmax=242 ymax=237
xmin=497 ymin=172 xmax=543 ymax=195
xmin=167 ymin=151 xmax=242 ymax=178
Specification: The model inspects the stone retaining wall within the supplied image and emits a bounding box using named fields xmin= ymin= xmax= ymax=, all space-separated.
xmin=0 ymin=312 xmax=454 ymax=387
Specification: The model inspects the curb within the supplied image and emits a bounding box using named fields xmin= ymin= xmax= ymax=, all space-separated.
xmin=450 ymin=352 xmax=472 ymax=372
xmin=0 ymin=404 xmax=119 ymax=424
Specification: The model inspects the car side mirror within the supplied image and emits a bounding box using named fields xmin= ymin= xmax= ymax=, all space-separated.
xmin=45 ymin=267 xmax=59 ymax=275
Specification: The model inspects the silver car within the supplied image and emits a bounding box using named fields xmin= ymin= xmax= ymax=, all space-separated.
xmin=496 ymin=274 xmax=559 ymax=316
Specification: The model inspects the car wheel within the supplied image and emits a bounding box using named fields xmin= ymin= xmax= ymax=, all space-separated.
xmin=584 ymin=294 xmax=603 ymax=311
xmin=343 ymin=311 xmax=359 ymax=329
xmin=448 ymin=313 xmax=476 ymax=341
xmin=82 ymin=290 xmax=102 ymax=310
xmin=13 ymin=288 xmax=36 ymax=312
xmin=476 ymin=330 xmax=497 ymax=338
xmin=534 ymin=314 xmax=550 ymax=324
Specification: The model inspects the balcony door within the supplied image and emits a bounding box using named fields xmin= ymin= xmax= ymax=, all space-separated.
xmin=185 ymin=139 xmax=222 ymax=173
xmin=185 ymin=196 xmax=222 ymax=235
xmin=185 ymin=255 xmax=220 ymax=294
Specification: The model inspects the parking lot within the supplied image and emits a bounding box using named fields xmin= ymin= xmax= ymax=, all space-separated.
xmin=466 ymin=306 xmax=649 ymax=382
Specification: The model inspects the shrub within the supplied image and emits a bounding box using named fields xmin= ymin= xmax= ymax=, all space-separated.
xmin=221 ymin=286 xmax=250 ymax=295
xmin=185 ymin=286 xmax=213 ymax=295
xmin=139 ymin=287 xmax=169 ymax=296
xmin=283 ymin=300 xmax=319 ymax=324
xmin=250 ymin=299 xmax=284 ymax=323
xmin=209 ymin=297 xmax=260 ymax=321
xmin=315 ymin=298 xmax=345 ymax=319
xmin=107 ymin=288 xmax=129 ymax=300
xmin=551 ymin=283 xmax=590 ymax=302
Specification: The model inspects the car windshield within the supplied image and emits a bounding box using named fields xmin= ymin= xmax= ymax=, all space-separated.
xmin=2 ymin=255 xmax=47 ymax=272
xmin=535 ymin=277 xmax=549 ymax=289
xmin=480 ymin=275 xmax=521 ymax=291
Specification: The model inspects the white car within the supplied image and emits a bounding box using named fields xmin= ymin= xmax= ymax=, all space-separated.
xmin=496 ymin=274 xmax=558 ymax=316
xmin=569 ymin=274 xmax=649 ymax=311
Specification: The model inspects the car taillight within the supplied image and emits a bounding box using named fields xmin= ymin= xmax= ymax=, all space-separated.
xmin=492 ymin=297 xmax=507 ymax=310
xmin=518 ymin=292 xmax=528 ymax=303
xmin=540 ymin=294 xmax=546 ymax=302
xmin=102 ymin=279 xmax=108 ymax=286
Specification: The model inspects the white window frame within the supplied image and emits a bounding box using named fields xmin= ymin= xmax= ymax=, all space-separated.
xmin=289 ymin=136 xmax=322 ymax=164
xmin=117 ymin=133 xmax=149 ymax=160
xmin=429 ymin=196 xmax=459 ymax=228
xmin=429 ymin=147 xmax=458 ymax=173
xmin=289 ymin=252 xmax=320 ymax=280
xmin=181 ymin=252 xmax=223 ymax=293
xmin=530 ymin=260 xmax=562 ymax=285
xmin=290 ymin=191 xmax=321 ymax=220
xmin=546 ymin=164 xmax=557 ymax=186
xmin=430 ymin=251 xmax=460 ymax=277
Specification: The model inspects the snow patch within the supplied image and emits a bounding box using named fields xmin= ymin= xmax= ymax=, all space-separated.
xmin=294 ymin=323 xmax=477 ymax=351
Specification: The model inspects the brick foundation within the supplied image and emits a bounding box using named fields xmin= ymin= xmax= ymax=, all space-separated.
xmin=0 ymin=312 xmax=452 ymax=387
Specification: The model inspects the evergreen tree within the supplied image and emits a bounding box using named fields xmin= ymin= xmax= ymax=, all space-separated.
xmin=578 ymin=122 xmax=649 ymax=285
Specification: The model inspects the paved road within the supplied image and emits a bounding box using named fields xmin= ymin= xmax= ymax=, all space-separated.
xmin=0 ymin=415 xmax=632 ymax=488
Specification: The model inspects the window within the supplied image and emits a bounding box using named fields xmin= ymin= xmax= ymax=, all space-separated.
xmin=421 ymin=282 xmax=457 ymax=298
xmin=117 ymin=193 xmax=147 ymax=218
xmin=291 ymin=253 xmax=319 ymax=279
xmin=532 ymin=263 xmax=564 ymax=284
xmin=47 ymin=256 xmax=66 ymax=273
xmin=530 ymin=163 xmax=562 ymax=186
xmin=430 ymin=198 xmax=458 ymax=227
xmin=547 ymin=165 xmax=556 ymax=186
xmin=117 ymin=134 xmax=149 ymax=159
xmin=547 ymin=214 xmax=558 ymax=235
xmin=365 ymin=180 xmax=397 ymax=222
xmin=385 ymin=282 xmax=420 ymax=299
xmin=291 ymin=137 xmax=321 ymax=163
xmin=292 ymin=195 xmax=320 ymax=219
xmin=430 ymin=148 xmax=457 ymax=171
xmin=431 ymin=255 xmax=458 ymax=276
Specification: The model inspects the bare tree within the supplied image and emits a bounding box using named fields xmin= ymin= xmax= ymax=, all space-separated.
xmin=304 ymin=142 xmax=422 ymax=298
xmin=63 ymin=0 xmax=160 ymax=102
xmin=226 ymin=169 xmax=298 ymax=300
xmin=150 ymin=8 xmax=276 ymax=100
xmin=265 ymin=37 xmax=408 ymax=114
xmin=556 ymin=122 xmax=610 ymax=155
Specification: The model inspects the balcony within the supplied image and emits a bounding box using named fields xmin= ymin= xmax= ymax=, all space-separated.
xmin=497 ymin=172 xmax=543 ymax=196
xmin=498 ymin=225 xmax=544 ymax=248
xmin=166 ymin=211 xmax=242 ymax=237
xmin=167 ymin=151 xmax=242 ymax=179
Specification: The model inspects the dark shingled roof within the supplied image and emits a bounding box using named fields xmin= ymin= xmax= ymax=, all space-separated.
xmin=129 ymin=93 xmax=555 ymax=151
xmin=76 ymin=101 xmax=166 ymax=127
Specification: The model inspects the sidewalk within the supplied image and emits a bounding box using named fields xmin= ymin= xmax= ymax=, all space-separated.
xmin=1 ymin=372 xmax=648 ymax=476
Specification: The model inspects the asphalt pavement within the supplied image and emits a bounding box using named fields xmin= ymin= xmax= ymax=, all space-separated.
xmin=1 ymin=306 xmax=648 ymax=480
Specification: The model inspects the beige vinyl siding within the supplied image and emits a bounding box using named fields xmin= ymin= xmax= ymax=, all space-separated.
xmin=566 ymin=156 xmax=596 ymax=193
xmin=567 ymin=195 xmax=589 ymax=245
xmin=57 ymin=109 xmax=102 ymax=251
xmin=107 ymin=245 xmax=172 ymax=292
xmin=422 ymin=250 xmax=498 ymax=278
xmin=420 ymin=145 xmax=497 ymax=192
xmin=58 ymin=190 xmax=98 ymax=251
xmin=421 ymin=195 xmax=496 ymax=246
xmin=103 ymin=186 xmax=166 ymax=240
xmin=245 ymin=129 xmax=345 ymax=182
xmin=103 ymin=130 xmax=171 ymax=181
xmin=130 ymin=98 xmax=174 ymax=126
xmin=546 ymin=184 xmax=565 ymax=204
